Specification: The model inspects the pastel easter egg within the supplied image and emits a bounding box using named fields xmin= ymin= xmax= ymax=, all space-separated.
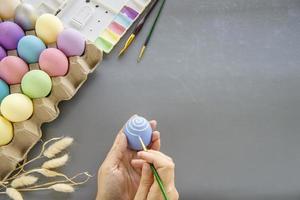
xmin=0 ymin=93 xmax=33 ymax=122
xmin=0 ymin=0 xmax=21 ymax=20
xmin=57 ymin=29 xmax=85 ymax=57
xmin=0 ymin=21 xmax=25 ymax=50
xmin=0 ymin=46 xmax=6 ymax=61
xmin=21 ymin=70 xmax=52 ymax=98
xmin=0 ymin=56 xmax=29 ymax=84
xmin=39 ymin=48 xmax=69 ymax=77
xmin=17 ymin=35 xmax=46 ymax=64
xmin=14 ymin=3 xmax=38 ymax=31
xmin=0 ymin=116 xmax=13 ymax=146
xmin=35 ymin=14 xmax=63 ymax=44
xmin=124 ymin=115 xmax=153 ymax=151
xmin=0 ymin=79 xmax=9 ymax=103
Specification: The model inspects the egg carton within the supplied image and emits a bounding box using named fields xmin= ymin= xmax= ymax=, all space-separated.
xmin=0 ymin=32 xmax=102 ymax=180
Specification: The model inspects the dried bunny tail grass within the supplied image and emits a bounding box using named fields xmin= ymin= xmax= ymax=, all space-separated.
xmin=0 ymin=181 xmax=8 ymax=188
xmin=35 ymin=169 xmax=62 ymax=177
xmin=11 ymin=176 xmax=38 ymax=188
xmin=5 ymin=137 xmax=64 ymax=182
xmin=42 ymin=154 xmax=69 ymax=169
xmin=6 ymin=188 xmax=23 ymax=200
xmin=22 ymin=172 xmax=92 ymax=190
xmin=49 ymin=184 xmax=74 ymax=193
xmin=43 ymin=137 xmax=74 ymax=158
xmin=34 ymin=169 xmax=77 ymax=184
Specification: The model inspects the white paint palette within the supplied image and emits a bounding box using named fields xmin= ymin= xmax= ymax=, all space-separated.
xmin=25 ymin=0 xmax=151 ymax=53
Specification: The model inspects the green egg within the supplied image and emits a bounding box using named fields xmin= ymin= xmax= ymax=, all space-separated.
xmin=21 ymin=70 xmax=52 ymax=98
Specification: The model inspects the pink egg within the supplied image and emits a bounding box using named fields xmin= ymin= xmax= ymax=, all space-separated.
xmin=0 ymin=56 xmax=29 ymax=84
xmin=39 ymin=48 xmax=69 ymax=77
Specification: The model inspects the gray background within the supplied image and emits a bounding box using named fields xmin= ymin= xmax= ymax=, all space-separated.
xmin=14 ymin=0 xmax=300 ymax=199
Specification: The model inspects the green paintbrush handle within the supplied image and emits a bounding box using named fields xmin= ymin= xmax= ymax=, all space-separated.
xmin=150 ymin=164 xmax=169 ymax=200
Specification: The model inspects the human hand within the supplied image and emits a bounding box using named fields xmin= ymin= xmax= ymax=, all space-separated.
xmin=132 ymin=150 xmax=179 ymax=200
xmin=96 ymin=120 xmax=160 ymax=200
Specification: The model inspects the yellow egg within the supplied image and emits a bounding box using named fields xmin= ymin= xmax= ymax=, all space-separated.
xmin=35 ymin=14 xmax=63 ymax=44
xmin=0 ymin=116 xmax=13 ymax=146
xmin=0 ymin=0 xmax=21 ymax=19
xmin=0 ymin=93 xmax=33 ymax=122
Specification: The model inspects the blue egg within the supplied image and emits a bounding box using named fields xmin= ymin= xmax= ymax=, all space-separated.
xmin=17 ymin=35 xmax=46 ymax=64
xmin=0 ymin=79 xmax=9 ymax=103
xmin=124 ymin=115 xmax=153 ymax=151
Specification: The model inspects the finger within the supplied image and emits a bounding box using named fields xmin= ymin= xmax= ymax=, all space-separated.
xmin=140 ymin=149 xmax=173 ymax=161
xmin=149 ymin=131 xmax=161 ymax=151
xmin=149 ymin=120 xmax=157 ymax=131
xmin=134 ymin=163 xmax=153 ymax=200
xmin=147 ymin=150 xmax=173 ymax=161
xmin=137 ymin=151 xmax=174 ymax=169
xmin=131 ymin=159 xmax=145 ymax=175
xmin=104 ymin=130 xmax=128 ymax=166
xmin=131 ymin=159 xmax=147 ymax=169
xmin=138 ymin=151 xmax=176 ymax=195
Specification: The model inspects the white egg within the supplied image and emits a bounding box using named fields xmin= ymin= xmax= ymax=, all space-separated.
xmin=0 ymin=0 xmax=21 ymax=20
xmin=15 ymin=3 xmax=38 ymax=31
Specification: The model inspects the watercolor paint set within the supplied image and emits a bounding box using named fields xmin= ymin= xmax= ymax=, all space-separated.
xmin=25 ymin=0 xmax=152 ymax=53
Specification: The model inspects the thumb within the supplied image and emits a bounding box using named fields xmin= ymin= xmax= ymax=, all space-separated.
xmin=104 ymin=130 xmax=127 ymax=166
xmin=134 ymin=163 xmax=153 ymax=200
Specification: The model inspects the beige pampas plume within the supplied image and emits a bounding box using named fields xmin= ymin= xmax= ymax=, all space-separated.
xmin=11 ymin=175 xmax=38 ymax=188
xmin=44 ymin=137 xmax=74 ymax=158
xmin=42 ymin=154 xmax=69 ymax=169
xmin=6 ymin=188 xmax=23 ymax=200
xmin=50 ymin=184 xmax=74 ymax=193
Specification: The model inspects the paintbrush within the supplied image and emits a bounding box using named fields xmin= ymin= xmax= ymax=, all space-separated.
xmin=54 ymin=0 xmax=69 ymax=16
xmin=137 ymin=0 xmax=166 ymax=62
xmin=118 ymin=0 xmax=159 ymax=57
xmin=138 ymin=136 xmax=169 ymax=200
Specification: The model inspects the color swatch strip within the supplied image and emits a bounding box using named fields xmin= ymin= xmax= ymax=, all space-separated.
xmin=95 ymin=0 xmax=150 ymax=53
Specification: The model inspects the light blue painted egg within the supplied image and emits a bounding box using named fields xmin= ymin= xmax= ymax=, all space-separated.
xmin=0 ymin=79 xmax=9 ymax=103
xmin=124 ymin=115 xmax=152 ymax=151
xmin=17 ymin=35 xmax=46 ymax=64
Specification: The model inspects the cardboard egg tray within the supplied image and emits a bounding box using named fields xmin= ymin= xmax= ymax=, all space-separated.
xmin=0 ymin=31 xmax=102 ymax=180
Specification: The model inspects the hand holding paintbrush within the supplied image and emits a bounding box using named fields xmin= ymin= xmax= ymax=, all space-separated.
xmin=124 ymin=115 xmax=177 ymax=200
xmin=133 ymin=149 xmax=179 ymax=200
xmin=96 ymin=117 xmax=179 ymax=200
xmin=131 ymin=136 xmax=179 ymax=200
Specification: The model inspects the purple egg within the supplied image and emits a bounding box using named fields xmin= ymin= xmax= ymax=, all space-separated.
xmin=57 ymin=29 xmax=85 ymax=57
xmin=0 ymin=22 xmax=25 ymax=50
xmin=0 ymin=46 xmax=6 ymax=61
